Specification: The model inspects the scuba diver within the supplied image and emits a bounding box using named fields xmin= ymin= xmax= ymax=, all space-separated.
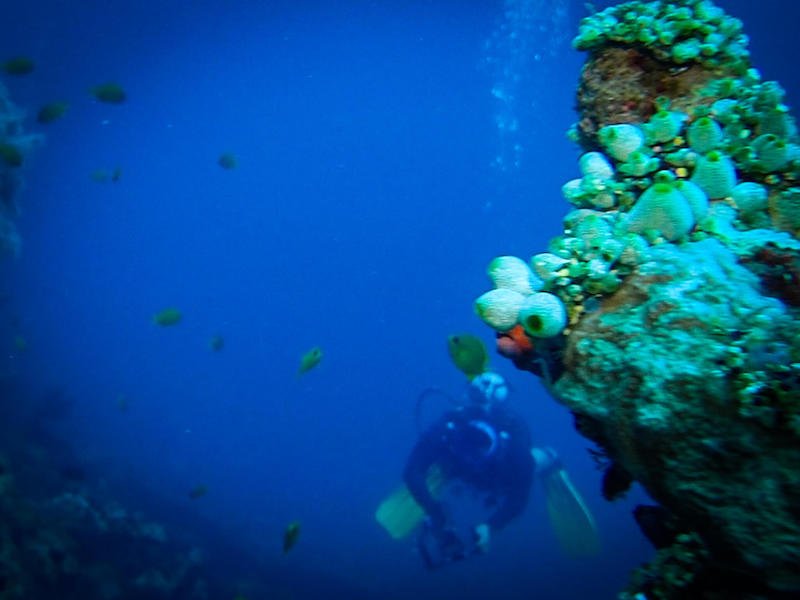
xmin=375 ymin=334 xmax=599 ymax=569
xmin=404 ymin=371 xmax=560 ymax=568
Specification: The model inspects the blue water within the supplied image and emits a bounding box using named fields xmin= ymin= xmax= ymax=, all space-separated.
xmin=0 ymin=1 xmax=797 ymax=598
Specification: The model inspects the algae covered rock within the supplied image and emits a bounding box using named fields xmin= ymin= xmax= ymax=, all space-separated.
xmin=558 ymin=237 xmax=800 ymax=593
xmin=475 ymin=1 xmax=800 ymax=597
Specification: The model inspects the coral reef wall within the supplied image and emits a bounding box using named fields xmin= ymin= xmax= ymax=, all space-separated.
xmin=475 ymin=1 xmax=800 ymax=598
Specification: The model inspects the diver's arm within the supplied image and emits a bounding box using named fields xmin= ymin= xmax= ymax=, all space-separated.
xmin=403 ymin=430 xmax=447 ymax=526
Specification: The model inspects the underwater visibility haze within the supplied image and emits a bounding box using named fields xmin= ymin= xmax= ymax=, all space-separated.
xmin=0 ymin=0 xmax=799 ymax=598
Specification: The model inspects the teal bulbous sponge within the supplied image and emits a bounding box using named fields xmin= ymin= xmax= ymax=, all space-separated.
xmin=626 ymin=182 xmax=695 ymax=241
xmin=619 ymin=150 xmax=661 ymax=177
xmin=674 ymin=179 xmax=709 ymax=221
xmin=687 ymin=117 xmax=723 ymax=154
xmin=645 ymin=110 xmax=686 ymax=144
xmin=759 ymin=107 xmax=797 ymax=138
xmin=672 ymin=38 xmax=701 ymax=63
xmin=691 ymin=151 xmax=738 ymax=199
xmin=487 ymin=255 xmax=543 ymax=295
xmin=579 ymin=151 xmax=615 ymax=180
xmin=598 ymin=124 xmax=645 ymax=162
xmin=732 ymin=181 xmax=768 ymax=217
xmin=518 ymin=292 xmax=567 ymax=338
xmin=475 ymin=288 xmax=525 ymax=332
xmin=753 ymin=134 xmax=789 ymax=172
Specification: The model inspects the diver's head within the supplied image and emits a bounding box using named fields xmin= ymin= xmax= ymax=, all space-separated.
xmin=468 ymin=372 xmax=508 ymax=409
xmin=449 ymin=419 xmax=499 ymax=466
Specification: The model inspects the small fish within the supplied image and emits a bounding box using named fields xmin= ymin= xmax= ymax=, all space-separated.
xmin=37 ymin=102 xmax=69 ymax=124
xmin=91 ymin=169 xmax=110 ymax=183
xmin=447 ymin=334 xmax=488 ymax=380
xmin=91 ymin=167 xmax=123 ymax=183
xmin=91 ymin=82 xmax=127 ymax=104
xmin=2 ymin=56 xmax=35 ymax=76
xmin=0 ymin=143 xmax=23 ymax=167
xmin=116 ymin=394 xmax=129 ymax=412
xmin=297 ymin=346 xmax=323 ymax=376
xmin=13 ymin=335 xmax=27 ymax=352
xmin=153 ymin=307 xmax=182 ymax=326
xmin=189 ymin=484 xmax=208 ymax=499
xmin=282 ymin=521 xmax=301 ymax=553
xmin=218 ymin=152 xmax=237 ymax=170
xmin=209 ymin=334 xmax=224 ymax=352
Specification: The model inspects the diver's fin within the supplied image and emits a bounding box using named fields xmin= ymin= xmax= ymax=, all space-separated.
xmin=541 ymin=466 xmax=601 ymax=558
xmin=375 ymin=465 xmax=445 ymax=540
xmin=375 ymin=485 xmax=427 ymax=539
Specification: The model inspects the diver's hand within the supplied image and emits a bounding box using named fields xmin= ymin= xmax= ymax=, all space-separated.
xmin=426 ymin=504 xmax=448 ymax=531
xmin=424 ymin=515 xmax=448 ymax=539
xmin=473 ymin=523 xmax=490 ymax=554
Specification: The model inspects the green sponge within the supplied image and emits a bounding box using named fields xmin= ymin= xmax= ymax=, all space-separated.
xmin=645 ymin=110 xmax=686 ymax=144
xmin=691 ymin=151 xmax=737 ymax=199
xmin=687 ymin=117 xmax=723 ymax=154
xmin=674 ymin=180 xmax=709 ymax=221
xmin=732 ymin=182 xmax=768 ymax=225
xmin=475 ymin=288 xmax=525 ymax=332
xmin=518 ymin=292 xmax=567 ymax=338
xmin=598 ymin=124 xmax=645 ymax=162
xmin=753 ymin=134 xmax=789 ymax=172
xmin=627 ymin=182 xmax=694 ymax=241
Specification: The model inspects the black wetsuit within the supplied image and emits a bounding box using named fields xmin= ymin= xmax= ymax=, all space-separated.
xmin=403 ymin=403 xmax=534 ymax=531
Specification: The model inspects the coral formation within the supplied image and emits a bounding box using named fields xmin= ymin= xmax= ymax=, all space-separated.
xmin=475 ymin=1 xmax=800 ymax=597
xmin=0 ymin=82 xmax=39 ymax=259
xmin=0 ymin=377 xmax=377 ymax=598
xmin=0 ymin=445 xmax=207 ymax=599
xmin=0 ymin=379 xmax=340 ymax=599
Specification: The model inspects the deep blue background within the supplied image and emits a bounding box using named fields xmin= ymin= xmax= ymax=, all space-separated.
xmin=0 ymin=1 xmax=797 ymax=598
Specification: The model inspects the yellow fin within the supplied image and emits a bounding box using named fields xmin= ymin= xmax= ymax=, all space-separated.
xmin=375 ymin=465 xmax=444 ymax=540
xmin=542 ymin=468 xmax=601 ymax=558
